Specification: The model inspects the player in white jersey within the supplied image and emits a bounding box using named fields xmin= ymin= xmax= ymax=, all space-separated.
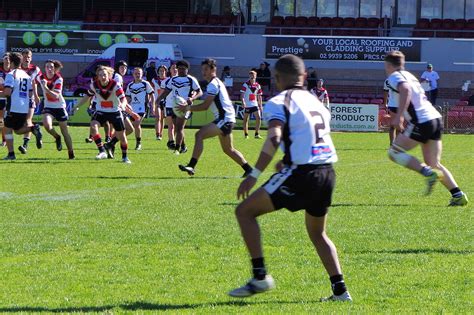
xmin=161 ymin=63 xmax=178 ymax=149
xmin=228 ymin=55 xmax=351 ymax=302
xmin=1 ymin=52 xmax=42 ymax=160
xmin=125 ymin=67 xmax=155 ymax=150
xmin=178 ymin=59 xmax=253 ymax=177
xmin=151 ymin=65 xmax=167 ymax=140
xmin=19 ymin=49 xmax=42 ymax=152
xmin=37 ymin=60 xmax=75 ymax=159
xmin=383 ymin=78 xmax=399 ymax=145
xmin=156 ymin=60 xmax=202 ymax=154
xmin=240 ymin=70 xmax=263 ymax=139
xmin=0 ymin=52 xmax=11 ymax=146
xmin=385 ymin=50 xmax=468 ymax=206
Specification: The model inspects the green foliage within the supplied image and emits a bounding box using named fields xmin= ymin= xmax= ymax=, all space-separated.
xmin=0 ymin=128 xmax=472 ymax=313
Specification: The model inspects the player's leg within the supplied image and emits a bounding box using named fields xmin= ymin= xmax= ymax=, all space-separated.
xmin=178 ymin=123 xmax=222 ymax=175
xmin=58 ymin=121 xmax=74 ymax=159
xmin=421 ymin=140 xmax=468 ymax=206
xmin=20 ymin=107 xmax=38 ymax=150
xmin=165 ymin=112 xmax=175 ymax=149
xmin=3 ymin=126 xmax=15 ymax=159
xmin=254 ymin=109 xmax=262 ymax=139
xmin=228 ymin=188 xmax=277 ymax=297
xmin=90 ymin=119 xmax=107 ymax=159
xmin=155 ymin=106 xmax=162 ymax=140
xmin=115 ymin=129 xmax=130 ymax=163
xmin=159 ymin=106 xmax=165 ymax=139
xmin=104 ymin=121 xmax=111 ymax=142
xmin=0 ymin=107 xmax=5 ymax=146
xmin=218 ymin=130 xmax=253 ymax=177
xmin=243 ymin=112 xmax=249 ymax=138
xmin=305 ymin=212 xmax=351 ymax=301
xmin=174 ymin=116 xmax=187 ymax=154
xmin=42 ymin=113 xmax=62 ymax=151
xmin=132 ymin=115 xmax=143 ymax=150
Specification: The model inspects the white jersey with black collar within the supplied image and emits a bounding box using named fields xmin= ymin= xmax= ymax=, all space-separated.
xmin=263 ymin=88 xmax=337 ymax=166
xmin=4 ymin=69 xmax=32 ymax=114
xmin=206 ymin=77 xmax=236 ymax=122
xmin=386 ymin=70 xmax=441 ymax=124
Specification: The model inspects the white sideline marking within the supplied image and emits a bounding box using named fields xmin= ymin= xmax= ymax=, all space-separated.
xmin=0 ymin=182 xmax=160 ymax=201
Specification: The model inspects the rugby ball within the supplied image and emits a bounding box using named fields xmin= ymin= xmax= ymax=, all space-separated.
xmin=173 ymin=95 xmax=188 ymax=118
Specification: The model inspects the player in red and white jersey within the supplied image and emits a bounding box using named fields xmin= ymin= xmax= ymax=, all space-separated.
xmin=75 ymin=66 xmax=138 ymax=163
xmin=385 ymin=50 xmax=468 ymax=206
xmin=240 ymin=70 xmax=263 ymax=139
xmin=125 ymin=67 xmax=154 ymax=150
xmin=36 ymin=60 xmax=75 ymax=159
xmin=310 ymin=79 xmax=329 ymax=109
xmin=0 ymin=52 xmax=12 ymax=146
xmin=0 ymin=52 xmax=42 ymax=160
xmin=151 ymin=65 xmax=167 ymax=140
xmin=19 ymin=49 xmax=42 ymax=152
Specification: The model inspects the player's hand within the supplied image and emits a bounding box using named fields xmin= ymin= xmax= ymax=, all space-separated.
xmin=40 ymin=79 xmax=47 ymax=87
xmin=391 ymin=115 xmax=404 ymax=131
xmin=34 ymin=96 xmax=40 ymax=104
xmin=178 ymin=104 xmax=189 ymax=113
xmin=237 ymin=176 xmax=257 ymax=200
xmin=186 ymin=97 xmax=193 ymax=106
xmin=132 ymin=112 xmax=141 ymax=121
xmin=275 ymin=160 xmax=284 ymax=172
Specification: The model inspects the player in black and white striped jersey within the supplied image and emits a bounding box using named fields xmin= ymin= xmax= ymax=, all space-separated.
xmin=228 ymin=55 xmax=352 ymax=302
xmin=385 ymin=50 xmax=468 ymax=206
xmin=1 ymin=52 xmax=42 ymax=160
xmin=156 ymin=60 xmax=202 ymax=154
xmin=178 ymin=58 xmax=253 ymax=177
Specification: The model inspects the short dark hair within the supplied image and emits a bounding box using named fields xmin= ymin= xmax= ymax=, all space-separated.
xmin=22 ymin=48 xmax=32 ymax=56
xmin=201 ymin=58 xmax=217 ymax=69
xmin=9 ymin=52 xmax=22 ymax=68
xmin=384 ymin=50 xmax=405 ymax=67
xmin=274 ymin=54 xmax=305 ymax=76
xmin=115 ymin=60 xmax=128 ymax=72
xmin=176 ymin=60 xmax=190 ymax=69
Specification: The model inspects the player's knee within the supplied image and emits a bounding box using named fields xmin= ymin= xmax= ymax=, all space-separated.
xmin=388 ymin=145 xmax=410 ymax=166
xmin=235 ymin=203 xmax=251 ymax=220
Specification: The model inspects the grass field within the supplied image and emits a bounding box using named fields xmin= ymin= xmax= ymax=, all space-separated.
xmin=0 ymin=127 xmax=472 ymax=313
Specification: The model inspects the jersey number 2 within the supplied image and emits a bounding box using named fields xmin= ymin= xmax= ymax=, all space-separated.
xmin=309 ymin=111 xmax=326 ymax=143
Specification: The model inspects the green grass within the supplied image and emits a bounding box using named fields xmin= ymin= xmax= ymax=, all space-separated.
xmin=0 ymin=127 xmax=472 ymax=313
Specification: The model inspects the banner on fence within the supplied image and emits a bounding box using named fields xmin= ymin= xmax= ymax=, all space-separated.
xmin=330 ymin=103 xmax=379 ymax=131
xmin=266 ymin=37 xmax=422 ymax=61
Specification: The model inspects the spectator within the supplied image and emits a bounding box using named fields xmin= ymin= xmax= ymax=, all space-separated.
xmin=145 ymin=61 xmax=157 ymax=82
xmin=420 ymin=63 xmax=440 ymax=105
xmin=256 ymin=61 xmax=271 ymax=92
xmin=220 ymin=65 xmax=233 ymax=87
xmin=306 ymin=67 xmax=318 ymax=90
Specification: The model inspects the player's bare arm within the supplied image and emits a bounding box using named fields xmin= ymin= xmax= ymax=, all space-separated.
xmin=181 ymin=94 xmax=214 ymax=112
xmin=187 ymin=89 xmax=203 ymax=105
xmin=237 ymin=120 xmax=283 ymax=199
xmin=156 ymin=88 xmax=170 ymax=103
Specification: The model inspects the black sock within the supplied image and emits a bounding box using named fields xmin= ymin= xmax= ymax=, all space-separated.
xmin=251 ymin=257 xmax=266 ymax=280
xmin=8 ymin=151 xmax=15 ymax=157
xmin=110 ymin=137 xmax=119 ymax=145
xmin=188 ymin=157 xmax=198 ymax=168
xmin=181 ymin=142 xmax=186 ymax=149
xmin=121 ymin=144 xmax=128 ymax=159
xmin=242 ymin=163 xmax=252 ymax=172
xmin=420 ymin=166 xmax=433 ymax=176
xmin=23 ymin=137 xmax=30 ymax=147
xmin=245 ymin=133 xmax=248 ymax=137
xmin=330 ymin=274 xmax=347 ymax=296
xmin=136 ymin=137 xmax=141 ymax=144
xmin=450 ymin=187 xmax=462 ymax=198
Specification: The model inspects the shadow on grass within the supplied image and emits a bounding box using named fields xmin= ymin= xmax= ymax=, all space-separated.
xmin=0 ymin=299 xmax=311 ymax=313
xmin=358 ymin=248 xmax=472 ymax=255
